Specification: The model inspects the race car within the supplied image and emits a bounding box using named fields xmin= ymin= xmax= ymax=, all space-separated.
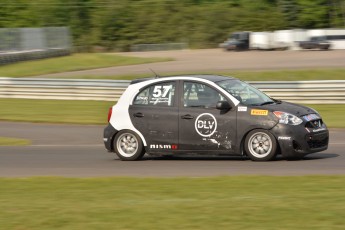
xmin=104 ymin=75 xmax=329 ymax=161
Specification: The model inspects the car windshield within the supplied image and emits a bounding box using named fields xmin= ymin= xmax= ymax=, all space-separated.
xmin=216 ymin=79 xmax=274 ymax=106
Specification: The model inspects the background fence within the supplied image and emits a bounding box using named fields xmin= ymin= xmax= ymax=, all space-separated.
xmin=1 ymin=78 xmax=345 ymax=104
xmin=0 ymin=27 xmax=71 ymax=65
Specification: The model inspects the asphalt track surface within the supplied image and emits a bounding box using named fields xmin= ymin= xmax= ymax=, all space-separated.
xmin=1 ymin=122 xmax=344 ymax=177
xmin=37 ymin=49 xmax=345 ymax=78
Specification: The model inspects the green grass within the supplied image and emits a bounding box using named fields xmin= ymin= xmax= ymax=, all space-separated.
xmin=0 ymin=176 xmax=344 ymax=230
xmin=50 ymin=68 xmax=345 ymax=81
xmin=0 ymin=53 xmax=172 ymax=77
xmin=221 ymin=69 xmax=345 ymax=81
xmin=0 ymin=99 xmax=113 ymax=124
xmin=0 ymin=136 xmax=31 ymax=146
xmin=0 ymin=99 xmax=343 ymax=127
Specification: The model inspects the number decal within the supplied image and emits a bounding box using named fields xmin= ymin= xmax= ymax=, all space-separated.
xmin=152 ymin=85 xmax=162 ymax=97
xmin=162 ymin=85 xmax=172 ymax=97
xmin=152 ymin=85 xmax=172 ymax=98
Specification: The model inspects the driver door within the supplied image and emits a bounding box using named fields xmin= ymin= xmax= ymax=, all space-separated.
xmin=178 ymin=81 xmax=237 ymax=153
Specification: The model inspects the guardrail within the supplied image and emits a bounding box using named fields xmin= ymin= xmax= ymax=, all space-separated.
xmin=1 ymin=77 xmax=345 ymax=104
xmin=252 ymin=80 xmax=345 ymax=104
xmin=0 ymin=78 xmax=129 ymax=101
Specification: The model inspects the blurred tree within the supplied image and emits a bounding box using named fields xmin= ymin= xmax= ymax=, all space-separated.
xmin=69 ymin=0 xmax=94 ymax=51
xmin=328 ymin=0 xmax=345 ymax=27
xmin=0 ymin=0 xmax=31 ymax=27
xmin=278 ymin=0 xmax=299 ymax=28
xmin=296 ymin=0 xmax=330 ymax=28
xmin=0 ymin=0 xmax=344 ymax=51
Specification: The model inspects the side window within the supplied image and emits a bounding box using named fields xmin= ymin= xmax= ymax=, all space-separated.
xmin=183 ymin=82 xmax=224 ymax=108
xmin=133 ymin=82 xmax=175 ymax=107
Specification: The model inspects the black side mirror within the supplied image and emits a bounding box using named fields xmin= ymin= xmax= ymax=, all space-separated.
xmin=216 ymin=101 xmax=232 ymax=111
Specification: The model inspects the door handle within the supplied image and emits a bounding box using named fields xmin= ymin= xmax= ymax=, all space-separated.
xmin=133 ymin=112 xmax=144 ymax=118
xmin=181 ymin=114 xmax=194 ymax=119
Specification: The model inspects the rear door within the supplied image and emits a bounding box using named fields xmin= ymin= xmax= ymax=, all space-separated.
xmin=129 ymin=81 xmax=179 ymax=152
xmin=178 ymin=80 xmax=237 ymax=152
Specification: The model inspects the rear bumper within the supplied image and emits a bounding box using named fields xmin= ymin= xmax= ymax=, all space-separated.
xmin=103 ymin=124 xmax=118 ymax=152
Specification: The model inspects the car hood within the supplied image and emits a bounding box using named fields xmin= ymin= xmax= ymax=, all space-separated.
xmin=262 ymin=101 xmax=317 ymax=117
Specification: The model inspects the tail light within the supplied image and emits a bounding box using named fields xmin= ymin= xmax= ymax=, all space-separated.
xmin=107 ymin=107 xmax=112 ymax=122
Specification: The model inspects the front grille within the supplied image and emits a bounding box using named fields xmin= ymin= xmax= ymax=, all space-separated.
xmin=305 ymin=119 xmax=323 ymax=129
xmin=306 ymin=133 xmax=328 ymax=149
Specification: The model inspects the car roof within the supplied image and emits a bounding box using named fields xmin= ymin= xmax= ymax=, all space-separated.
xmin=130 ymin=75 xmax=235 ymax=85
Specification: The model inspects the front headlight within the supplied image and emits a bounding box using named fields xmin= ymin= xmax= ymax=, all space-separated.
xmin=273 ymin=111 xmax=303 ymax=125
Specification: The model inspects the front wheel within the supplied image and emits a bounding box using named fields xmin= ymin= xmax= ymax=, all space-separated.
xmin=244 ymin=130 xmax=277 ymax=161
xmin=113 ymin=130 xmax=145 ymax=161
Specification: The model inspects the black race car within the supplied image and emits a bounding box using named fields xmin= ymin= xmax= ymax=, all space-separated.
xmin=104 ymin=75 xmax=329 ymax=161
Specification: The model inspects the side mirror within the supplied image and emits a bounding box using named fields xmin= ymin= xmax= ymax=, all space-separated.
xmin=216 ymin=101 xmax=232 ymax=110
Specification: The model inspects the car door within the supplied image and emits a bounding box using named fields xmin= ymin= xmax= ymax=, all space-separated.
xmin=129 ymin=81 xmax=179 ymax=152
xmin=178 ymin=80 xmax=237 ymax=153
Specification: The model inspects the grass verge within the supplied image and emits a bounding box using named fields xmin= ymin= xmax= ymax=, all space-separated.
xmin=218 ymin=68 xmax=345 ymax=81
xmin=0 ymin=99 xmax=343 ymax=127
xmin=0 ymin=53 xmax=172 ymax=77
xmin=49 ymin=68 xmax=345 ymax=81
xmin=0 ymin=176 xmax=344 ymax=230
xmin=0 ymin=99 xmax=113 ymax=125
xmin=0 ymin=136 xmax=31 ymax=146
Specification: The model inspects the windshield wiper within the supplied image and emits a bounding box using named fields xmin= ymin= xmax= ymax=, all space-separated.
xmin=273 ymin=99 xmax=282 ymax=104
xmin=259 ymin=101 xmax=275 ymax=106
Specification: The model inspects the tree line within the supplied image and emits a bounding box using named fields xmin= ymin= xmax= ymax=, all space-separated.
xmin=0 ymin=0 xmax=344 ymax=51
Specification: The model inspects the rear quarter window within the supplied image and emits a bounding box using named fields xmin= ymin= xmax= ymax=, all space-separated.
xmin=133 ymin=82 xmax=176 ymax=107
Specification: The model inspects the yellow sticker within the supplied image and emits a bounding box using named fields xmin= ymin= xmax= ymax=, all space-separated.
xmin=251 ymin=109 xmax=268 ymax=116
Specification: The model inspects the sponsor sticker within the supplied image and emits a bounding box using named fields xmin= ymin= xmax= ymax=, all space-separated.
xmin=238 ymin=106 xmax=247 ymax=112
xmin=251 ymin=109 xmax=268 ymax=116
xmin=195 ymin=113 xmax=217 ymax=137
xmin=313 ymin=128 xmax=326 ymax=133
xmin=303 ymin=114 xmax=320 ymax=121
xmin=150 ymin=144 xmax=178 ymax=149
xmin=278 ymin=136 xmax=291 ymax=141
xmin=171 ymin=144 xmax=178 ymax=150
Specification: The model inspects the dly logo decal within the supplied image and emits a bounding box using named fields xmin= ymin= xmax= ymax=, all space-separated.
xmin=195 ymin=113 xmax=217 ymax=137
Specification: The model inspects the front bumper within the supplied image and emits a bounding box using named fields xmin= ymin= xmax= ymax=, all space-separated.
xmin=271 ymin=124 xmax=329 ymax=158
xmin=103 ymin=124 xmax=118 ymax=152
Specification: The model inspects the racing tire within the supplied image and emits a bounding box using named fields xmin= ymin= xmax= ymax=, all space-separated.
xmin=244 ymin=129 xmax=277 ymax=161
xmin=113 ymin=130 xmax=145 ymax=161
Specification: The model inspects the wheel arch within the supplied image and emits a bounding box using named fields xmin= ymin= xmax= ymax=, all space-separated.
xmin=113 ymin=129 xmax=146 ymax=161
xmin=240 ymin=128 xmax=279 ymax=156
xmin=113 ymin=128 xmax=147 ymax=148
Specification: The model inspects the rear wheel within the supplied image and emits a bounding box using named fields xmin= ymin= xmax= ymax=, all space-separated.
xmin=244 ymin=129 xmax=277 ymax=161
xmin=113 ymin=130 xmax=145 ymax=161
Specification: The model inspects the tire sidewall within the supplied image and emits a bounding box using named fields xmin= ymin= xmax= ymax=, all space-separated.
xmin=244 ymin=129 xmax=277 ymax=161
xmin=113 ymin=130 xmax=145 ymax=161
